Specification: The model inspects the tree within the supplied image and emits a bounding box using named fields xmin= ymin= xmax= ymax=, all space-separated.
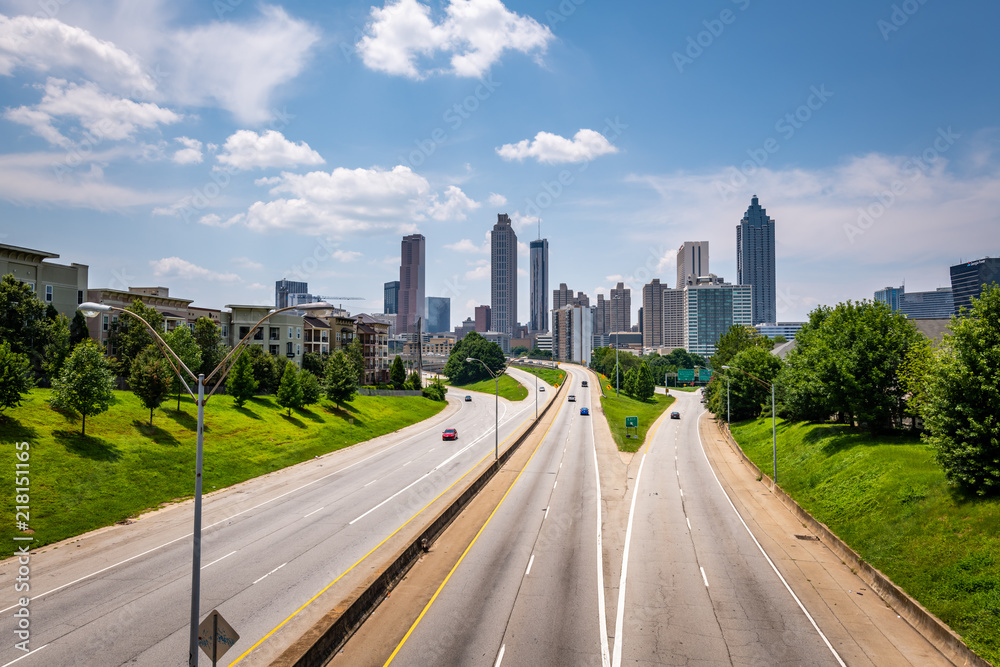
xmin=443 ymin=332 xmax=505 ymax=384
xmin=898 ymin=336 xmax=935 ymax=430
xmin=405 ymin=370 xmax=423 ymax=390
xmin=300 ymin=370 xmax=321 ymax=406
xmin=711 ymin=347 xmax=784 ymax=422
xmin=325 ymin=350 xmax=357 ymax=407
xmin=243 ymin=345 xmax=277 ymax=393
xmin=347 ymin=338 xmax=366 ymax=384
xmin=303 ymin=352 xmax=326 ymax=378
xmin=226 ymin=351 xmax=257 ymax=408
xmin=50 ymin=340 xmax=115 ymax=436
xmin=0 ymin=341 xmax=33 ymax=415
xmin=276 ymin=363 xmax=304 ymax=416
xmin=634 ymin=362 xmax=656 ymax=401
xmin=42 ymin=314 xmax=71 ymax=385
xmin=772 ymin=334 xmax=788 ymax=345
xmin=0 ymin=273 xmax=49 ymax=373
xmin=70 ymin=310 xmax=91 ymax=346
xmin=108 ymin=299 xmax=164 ymax=378
xmin=130 ymin=345 xmax=172 ymax=425
xmin=192 ymin=317 xmax=226 ymax=381
xmin=623 ymin=367 xmax=638 ymax=398
xmin=922 ymin=285 xmax=1000 ymax=496
xmin=165 ymin=326 xmax=202 ymax=411
xmin=511 ymin=345 xmax=530 ymax=357
xmin=710 ymin=324 xmax=773 ymax=371
xmin=390 ymin=355 xmax=406 ymax=389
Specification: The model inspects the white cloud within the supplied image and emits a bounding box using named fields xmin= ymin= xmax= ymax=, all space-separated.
xmin=216 ymin=129 xmax=324 ymax=170
xmin=172 ymin=136 xmax=203 ymax=164
xmin=497 ymin=129 xmax=619 ymax=164
xmin=358 ymin=0 xmax=553 ymax=79
xmin=231 ymin=256 xmax=263 ymax=270
xmin=426 ymin=185 xmax=480 ymax=221
xmin=464 ymin=259 xmax=489 ymax=281
xmin=167 ymin=6 xmax=319 ymax=124
xmin=0 ymin=14 xmax=154 ymax=94
xmin=224 ymin=165 xmax=478 ymax=237
xmin=445 ymin=238 xmax=484 ymax=253
xmin=332 ymin=249 xmax=362 ymax=262
xmin=488 ymin=192 xmax=507 ymax=207
xmin=150 ymin=257 xmax=241 ymax=282
xmin=4 ymin=78 xmax=181 ymax=147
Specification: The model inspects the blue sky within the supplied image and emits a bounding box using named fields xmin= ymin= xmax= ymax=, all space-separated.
xmin=1 ymin=0 xmax=998 ymax=327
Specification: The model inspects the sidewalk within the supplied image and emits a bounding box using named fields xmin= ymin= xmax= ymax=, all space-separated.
xmin=698 ymin=411 xmax=955 ymax=666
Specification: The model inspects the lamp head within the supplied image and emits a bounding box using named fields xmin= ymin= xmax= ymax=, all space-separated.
xmin=78 ymin=302 xmax=112 ymax=318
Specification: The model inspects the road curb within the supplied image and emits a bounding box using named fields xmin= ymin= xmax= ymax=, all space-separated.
xmin=712 ymin=416 xmax=991 ymax=667
xmin=272 ymin=374 xmax=568 ymax=667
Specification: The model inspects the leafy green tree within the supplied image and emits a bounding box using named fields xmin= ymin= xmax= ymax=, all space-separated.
xmin=710 ymin=324 xmax=773 ymax=370
xmin=422 ymin=377 xmax=447 ymax=401
xmin=623 ymin=366 xmax=638 ymax=398
xmin=527 ymin=348 xmax=553 ymax=360
xmin=192 ymin=317 xmax=226 ymax=380
xmin=50 ymin=340 xmax=115 ymax=436
xmin=42 ymin=314 xmax=71 ymax=385
xmin=405 ymin=370 xmax=423 ymax=390
xmin=711 ymin=347 xmax=784 ymax=422
xmin=276 ymin=363 xmax=304 ymax=416
xmin=165 ymin=326 xmax=202 ymax=411
xmin=226 ymin=351 xmax=257 ymax=408
xmin=0 ymin=341 xmax=34 ymax=415
xmin=390 ymin=355 xmax=406 ymax=389
xmin=303 ymin=352 xmax=326 ymax=378
xmin=130 ymin=345 xmax=172 ymax=425
xmin=511 ymin=345 xmax=529 ymax=357
xmin=772 ymin=335 xmax=788 ymax=345
xmin=269 ymin=354 xmax=291 ymax=394
xmin=69 ymin=310 xmax=91 ymax=345
xmin=300 ymin=370 xmax=321 ymax=406
xmin=243 ymin=345 xmax=277 ymax=393
xmin=0 ymin=273 xmax=49 ymax=373
xmin=898 ymin=336 xmax=935 ymax=430
xmin=634 ymin=362 xmax=656 ymax=401
xmin=109 ymin=299 xmax=165 ymax=378
xmin=347 ymin=338 xmax=366 ymax=384
xmin=325 ymin=350 xmax=357 ymax=407
xmin=922 ymin=285 xmax=1000 ymax=496
xmin=443 ymin=332 xmax=505 ymax=384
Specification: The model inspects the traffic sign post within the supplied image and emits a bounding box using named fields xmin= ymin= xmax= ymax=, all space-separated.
xmin=198 ymin=610 xmax=239 ymax=666
xmin=625 ymin=416 xmax=638 ymax=439
xmin=678 ymin=369 xmax=695 ymax=384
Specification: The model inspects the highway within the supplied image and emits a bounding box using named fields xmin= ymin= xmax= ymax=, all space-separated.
xmin=0 ymin=368 xmax=551 ymax=667
xmin=386 ymin=364 xmax=609 ymax=666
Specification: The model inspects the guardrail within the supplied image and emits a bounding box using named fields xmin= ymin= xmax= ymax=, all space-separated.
xmin=275 ymin=371 xmax=568 ymax=666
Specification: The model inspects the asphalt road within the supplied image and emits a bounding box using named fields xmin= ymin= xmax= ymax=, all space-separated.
xmin=387 ymin=365 xmax=609 ymax=667
xmin=0 ymin=369 xmax=550 ymax=667
xmin=613 ymin=389 xmax=844 ymax=666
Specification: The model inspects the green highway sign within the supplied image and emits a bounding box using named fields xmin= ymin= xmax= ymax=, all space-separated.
xmin=677 ymin=369 xmax=695 ymax=383
xmin=698 ymin=368 xmax=713 ymax=382
xmin=625 ymin=416 xmax=638 ymax=428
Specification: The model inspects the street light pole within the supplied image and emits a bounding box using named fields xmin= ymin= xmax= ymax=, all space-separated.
xmin=467 ymin=356 xmax=511 ymax=461
xmin=80 ymin=300 xmax=335 ymax=665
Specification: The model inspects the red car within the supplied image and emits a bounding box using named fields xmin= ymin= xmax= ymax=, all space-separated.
xmin=442 ymin=428 xmax=458 ymax=441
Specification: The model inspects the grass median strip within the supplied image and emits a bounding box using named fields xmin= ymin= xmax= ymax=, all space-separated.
xmin=514 ymin=365 xmax=567 ymax=388
xmin=599 ymin=375 xmax=675 ymax=453
xmin=0 ymin=389 xmax=445 ymax=559
xmin=731 ymin=418 xmax=1000 ymax=666
xmin=447 ymin=374 xmax=527 ymax=402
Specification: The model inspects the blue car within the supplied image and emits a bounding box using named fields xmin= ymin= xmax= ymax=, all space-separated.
xmin=580 ymin=407 xmax=590 ymax=416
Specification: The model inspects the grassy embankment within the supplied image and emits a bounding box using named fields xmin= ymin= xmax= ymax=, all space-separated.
xmin=514 ymin=365 xmax=567 ymax=388
xmin=596 ymin=373 xmax=675 ymax=453
xmin=670 ymin=385 xmax=700 ymax=392
xmin=0 ymin=388 xmax=445 ymax=559
xmin=731 ymin=418 xmax=1000 ymax=665
xmin=447 ymin=374 xmax=527 ymax=402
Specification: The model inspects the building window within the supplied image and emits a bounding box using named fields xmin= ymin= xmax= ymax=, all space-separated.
xmin=78 ymin=290 xmax=84 ymax=305
xmin=296 ymin=344 xmax=301 ymax=355
xmin=296 ymin=327 xmax=301 ymax=339
xmin=45 ymin=285 xmax=53 ymax=301
xmin=102 ymin=314 xmax=109 ymax=332
xmin=286 ymin=341 xmax=293 ymax=356
xmin=269 ymin=344 xmax=279 ymax=356
xmin=221 ymin=324 xmax=228 ymax=338
xmin=288 ymin=326 xmax=293 ymax=339
xmin=269 ymin=327 xmax=280 ymax=341
xmin=253 ymin=327 xmax=263 ymax=341
xmin=239 ymin=326 xmax=250 ymax=339
xmin=26 ymin=282 xmax=34 ymax=292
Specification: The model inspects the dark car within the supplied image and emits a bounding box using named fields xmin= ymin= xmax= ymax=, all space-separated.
xmin=670 ymin=411 xmax=680 ymax=419
xmin=464 ymin=395 xmax=472 ymax=402
xmin=581 ymin=380 xmax=588 ymax=387
xmin=580 ymin=407 xmax=590 ymax=416
xmin=442 ymin=428 xmax=458 ymax=440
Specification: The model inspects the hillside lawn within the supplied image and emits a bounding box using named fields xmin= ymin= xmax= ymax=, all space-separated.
xmin=600 ymin=382 xmax=675 ymax=453
xmin=0 ymin=388 xmax=446 ymax=560
xmin=514 ymin=365 xmax=567 ymax=388
xmin=447 ymin=374 xmax=527 ymax=402
xmin=731 ymin=418 xmax=1000 ymax=665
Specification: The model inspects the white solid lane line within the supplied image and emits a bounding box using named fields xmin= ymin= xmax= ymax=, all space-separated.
xmin=202 ymin=550 xmax=237 ymax=570
xmin=0 ymin=645 xmax=47 ymax=667
xmin=611 ymin=448 xmax=651 ymax=667
xmin=700 ymin=567 xmax=709 ymax=588
xmin=253 ymin=562 xmax=287 ymax=585
xmin=590 ymin=399 xmax=612 ymax=667
xmin=363 ymin=479 xmax=378 ymax=487
xmin=494 ymin=644 xmax=506 ymax=667
xmin=525 ymin=554 xmax=535 ymax=576
xmin=303 ymin=507 xmax=324 ymax=518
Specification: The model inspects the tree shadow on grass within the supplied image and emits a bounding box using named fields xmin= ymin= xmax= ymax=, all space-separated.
xmin=165 ymin=408 xmax=200 ymax=432
xmin=54 ymin=430 xmax=121 ymax=461
xmin=250 ymin=396 xmax=276 ymax=409
xmin=131 ymin=420 xmax=181 ymax=446
xmin=279 ymin=413 xmax=306 ymax=428
xmin=234 ymin=405 xmax=262 ymax=420
xmin=295 ymin=406 xmax=324 ymax=423
xmin=325 ymin=404 xmax=365 ymax=426
xmin=0 ymin=416 xmax=38 ymax=443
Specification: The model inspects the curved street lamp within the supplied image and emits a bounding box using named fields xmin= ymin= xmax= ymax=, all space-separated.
xmin=465 ymin=356 xmax=513 ymax=461
xmin=722 ymin=364 xmax=777 ymax=484
xmin=79 ymin=300 xmax=335 ymax=666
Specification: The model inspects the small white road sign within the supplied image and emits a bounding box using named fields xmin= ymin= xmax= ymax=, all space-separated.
xmin=198 ymin=609 xmax=239 ymax=664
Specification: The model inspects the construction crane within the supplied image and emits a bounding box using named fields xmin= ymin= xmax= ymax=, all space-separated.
xmin=313 ymin=295 xmax=366 ymax=313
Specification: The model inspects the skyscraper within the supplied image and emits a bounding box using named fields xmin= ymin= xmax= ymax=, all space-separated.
xmin=384 ymin=280 xmax=400 ymax=314
xmin=642 ymin=279 xmax=667 ymax=349
xmin=399 ymin=234 xmax=425 ymax=335
xmin=491 ymin=214 xmax=518 ymax=336
xmin=874 ymin=285 xmax=903 ymax=311
xmin=530 ymin=238 xmax=549 ymax=333
xmin=425 ymin=296 xmax=451 ymax=333
xmin=737 ymin=195 xmax=776 ymax=325
xmin=595 ymin=294 xmax=610 ymax=335
xmin=677 ymin=241 xmax=709 ymax=287
xmin=950 ymin=258 xmax=1000 ymax=314
xmin=275 ymin=279 xmax=308 ymax=309
xmin=610 ymin=282 xmax=631 ymax=332
xmin=474 ymin=305 xmax=491 ymax=332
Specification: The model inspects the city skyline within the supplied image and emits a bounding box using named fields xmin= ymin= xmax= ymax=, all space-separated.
xmin=0 ymin=1 xmax=998 ymax=327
